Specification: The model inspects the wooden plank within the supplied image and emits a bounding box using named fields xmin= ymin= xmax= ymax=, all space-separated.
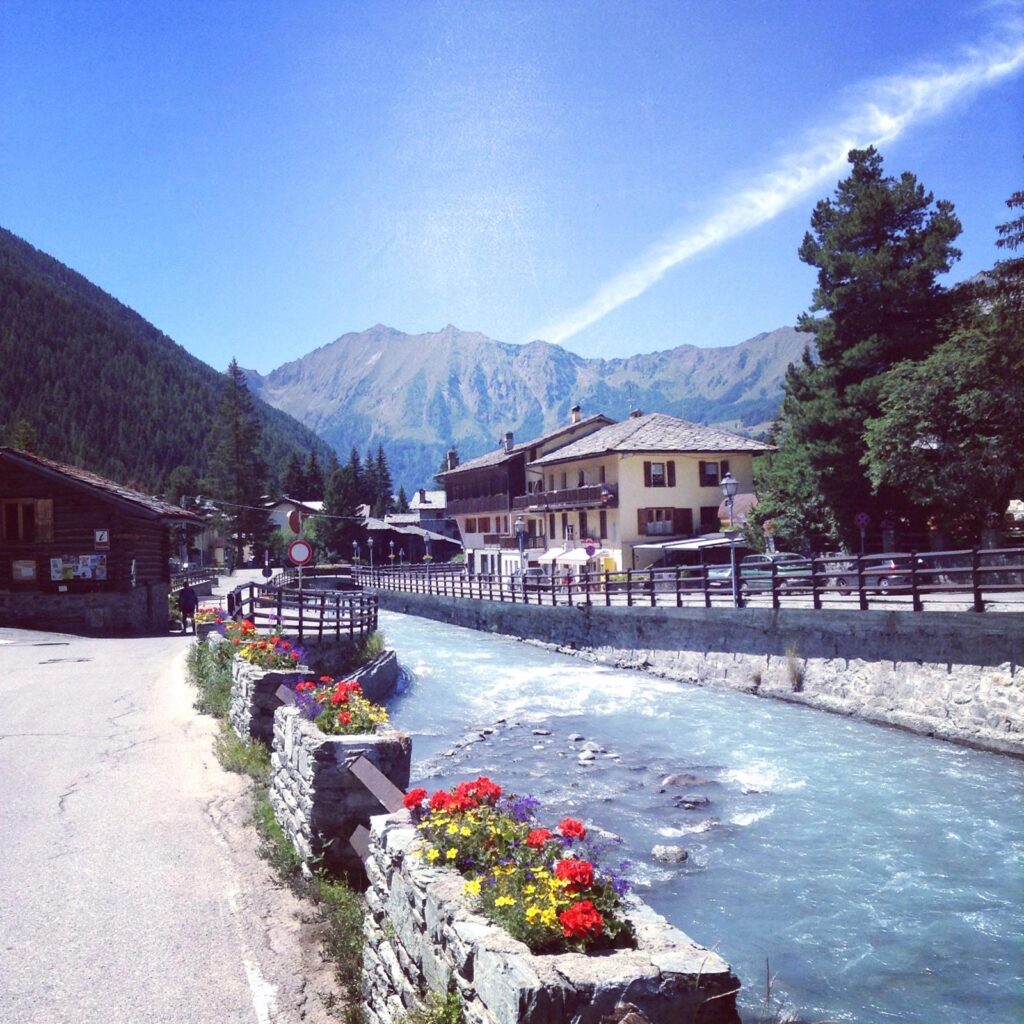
xmin=349 ymin=824 xmax=371 ymax=862
xmin=275 ymin=684 xmax=297 ymax=706
xmin=348 ymin=754 xmax=406 ymax=812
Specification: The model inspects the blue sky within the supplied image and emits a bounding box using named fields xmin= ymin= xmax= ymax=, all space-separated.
xmin=2 ymin=1 xmax=1022 ymax=373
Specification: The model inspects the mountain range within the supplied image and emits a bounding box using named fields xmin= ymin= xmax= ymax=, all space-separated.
xmin=246 ymin=323 xmax=807 ymax=490
xmin=0 ymin=226 xmax=331 ymax=490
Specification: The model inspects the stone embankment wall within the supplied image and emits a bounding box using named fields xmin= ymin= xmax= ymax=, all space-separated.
xmin=271 ymin=707 xmax=411 ymax=877
xmin=375 ymin=592 xmax=1024 ymax=757
xmin=0 ymin=582 xmax=169 ymax=635
xmin=229 ymin=659 xmax=306 ymax=745
xmin=362 ymin=812 xmax=741 ymax=1024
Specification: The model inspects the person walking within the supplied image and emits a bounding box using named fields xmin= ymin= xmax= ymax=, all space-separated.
xmin=178 ymin=584 xmax=198 ymax=635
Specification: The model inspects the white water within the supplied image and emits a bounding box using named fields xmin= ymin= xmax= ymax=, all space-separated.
xmin=380 ymin=611 xmax=1024 ymax=1024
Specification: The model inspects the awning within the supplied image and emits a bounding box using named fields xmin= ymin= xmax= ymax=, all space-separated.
xmin=536 ymin=550 xmax=562 ymax=563
xmin=536 ymin=547 xmax=593 ymax=564
xmin=632 ymin=534 xmax=735 ymax=552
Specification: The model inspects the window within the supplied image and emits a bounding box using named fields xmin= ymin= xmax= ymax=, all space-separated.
xmin=699 ymin=459 xmax=730 ymax=487
xmin=577 ymin=469 xmax=585 ymax=487
xmin=637 ymin=507 xmax=693 ymax=536
xmin=599 ymin=465 xmax=606 ymax=484
xmin=579 ymin=511 xmax=589 ymax=539
xmin=599 ymin=510 xmax=608 ymax=539
xmin=1 ymin=499 xmax=52 ymax=543
xmin=548 ymin=475 xmax=555 ymax=491
xmin=478 ymin=517 xmax=491 ymax=533
xmin=643 ymin=461 xmax=676 ymax=487
xmin=700 ymin=505 xmax=721 ymax=532
xmin=464 ymin=518 xmax=477 ymax=533
xmin=560 ymin=472 xmax=568 ymax=489
xmin=549 ymin=513 xmax=556 ymax=538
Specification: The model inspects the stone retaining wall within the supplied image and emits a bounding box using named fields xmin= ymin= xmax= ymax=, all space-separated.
xmin=375 ymin=592 xmax=1024 ymax=757
xmin=362 ymin=812 xmax=741 ymax=1024
xmin=271 ymin=707 xmax=411 ymax=877
xmin=229 ymin=660 xmax=307 ymax=745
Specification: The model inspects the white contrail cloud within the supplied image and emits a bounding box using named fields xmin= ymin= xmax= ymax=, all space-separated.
xmin=530 ymin=38 xmax=1024 ymax=348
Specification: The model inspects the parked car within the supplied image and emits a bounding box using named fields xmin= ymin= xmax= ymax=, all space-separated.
xmin=830 ymin=555 xmax=931 ymax=594
xmin=515 ymin=567 xmax=552 ymax=591
xmin=707 ymin=552 xmax=812 ymax=591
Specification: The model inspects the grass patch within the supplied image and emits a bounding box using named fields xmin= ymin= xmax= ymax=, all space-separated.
xmin=186 ymin=638 xmax=233 ymax=718
xmin=397 ymin=981 xmax=464 ymax=1024
xmin=252 ymin=784 xmax=304 ymax=880
xmin=215 ymin=723 xmax=271 ymax=781
xmin=331 ymin=630 xmax=386 ymax=677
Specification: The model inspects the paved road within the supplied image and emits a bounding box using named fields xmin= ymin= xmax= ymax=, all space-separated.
xmin=0 ymin=623 xmax=339 ymax=1024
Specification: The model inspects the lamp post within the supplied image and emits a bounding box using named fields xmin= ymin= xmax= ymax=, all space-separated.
xmin=515 ymin=516 xmax=526 ymax=598
xmin=721 ymin=471 xmax=740 ymax=607
xmin=399 ymin=547 xmax=405 ymax=566
xmin=352 ymin=540 xmax=359 ymax=567
xmin=389 ymin=539 xmax=395 ymax=569
xmin=368 ymin=535 xmax=374 ymax=572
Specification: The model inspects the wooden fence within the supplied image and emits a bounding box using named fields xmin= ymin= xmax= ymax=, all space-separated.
xmin=228 ymin=580 xmax=379 ymax=641
xmin=353 ymin=546 xmax=1024 ymax=613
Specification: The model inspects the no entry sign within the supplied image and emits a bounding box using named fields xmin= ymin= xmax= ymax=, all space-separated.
xmin=288 ymin=539 xmax=314 ymax=566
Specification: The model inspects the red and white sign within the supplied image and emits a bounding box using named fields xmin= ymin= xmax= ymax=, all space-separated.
xmin=288 ymin=508 xmax=303 ymax=534
xmin=288 ymin=539 xmax=314 ymax=566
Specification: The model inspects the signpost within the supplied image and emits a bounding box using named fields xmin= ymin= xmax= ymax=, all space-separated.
xmin=289 ymin=538 xmax=314 ymax=591
xmin=854 ymin=512 xmax=871 ymax=555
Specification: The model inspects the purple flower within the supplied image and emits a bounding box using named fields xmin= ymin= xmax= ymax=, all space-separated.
xmin=498 ymin=793 xmax=540 ymax=823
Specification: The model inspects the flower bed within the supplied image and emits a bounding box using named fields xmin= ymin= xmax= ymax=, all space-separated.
xmin=362 ymin=806 xmax=741 ymax=1024
xmin=404 ymin=778 xmax=633 ymax=955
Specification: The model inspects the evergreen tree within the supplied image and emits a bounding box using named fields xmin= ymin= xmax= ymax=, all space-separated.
xmin=166 ymin=464 xmax=199 ymax=505
xmin=396 ymin=486 xmax=410 ymax=513
xmin=317 ymin=464 xmax=365 ymax=560
xmin=282 ymin=452 xmax=307 ymax=499
xmin=7 ymin=418 xmax=38 ymax=452
xmin=768 ymin=147 xmax=962 ymax=548
xmin=991 ymin=181 xmax=1024 ymax=323
xmin=373 ymin=443 xmax=394 ymax=517
xmin=305 ymin=449 xmax=325 ymax=500
xmin=208 ymin=359 xmax=272 ymax=563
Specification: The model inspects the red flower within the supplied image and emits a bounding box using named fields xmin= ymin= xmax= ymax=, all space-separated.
xmin=429 ymin=790 xmax=454 ymax=811
xmin=295 ymin=681 xmax=316 ymax=693
xmin=526 ymin=828 xmax=553 ymax=849
xmin=290 ymin=651 xmax=300 ymax=661
xmin=403 ymin=788 xmax=427 ymax=810
xmin=558 ymin=818 xmax=586 ymax=840
xmin=338 ymin=711 xmax=352 ymax=726
xmin=330 ymin=690 xmax=349 ymax=705
xmin=319 ymin=675 xmax=333 ymax=684
xmin=558 ymin=900 xmax=603 ymax=940
xmin=555 ymin=858 xmax=594 ymax=889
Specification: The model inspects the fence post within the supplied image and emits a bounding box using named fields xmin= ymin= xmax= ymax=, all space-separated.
xmin=676 ymin=567 xmax=682 ymax=609
xmin=297 ymin=590 xmax=304 ymax=641
xmin=626 ymin=570 xmax=634 ymax=607
xmin=771 ymin=563 xmax=780 ymax=610
xmin=318 ymin=593 xmax=326 ymax=641
xmin=811 ymin=557 xmax=822 ymax=611
xmin=972 ymin=547 xmax=984 ymax=612
xmin=334 ymin=593 xmax=341 ymax=641
xmin=910 ymin=551 xmax=923 ymax=612
xmin=605 ymin=570 xmax=611 ymax=607
xmin=857 ymin=555 xmax=868 ymax=611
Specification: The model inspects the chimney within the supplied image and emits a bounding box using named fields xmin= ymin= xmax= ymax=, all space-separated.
xmin=418 ymin=488 xmax=426 ymax=503
xmin=629 ymin=408 xmax=643 ymax=419
xmin=446 ymin=448 xmax=458 ymax=471
xmin=570 ymin=404 xmax=581 ymax=424
xmin=503 ymin=431 xmax=514 ymax=453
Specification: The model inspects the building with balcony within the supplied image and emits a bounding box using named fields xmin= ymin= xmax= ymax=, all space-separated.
xmin=436 ymin=407 xmax=613 ymax=576
xmin=524 ymin=411 xmax=775 ymax=573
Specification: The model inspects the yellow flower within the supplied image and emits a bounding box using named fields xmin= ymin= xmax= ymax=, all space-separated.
xmin=460 ymin=826 xmax=472 ymax=836
xmin=495 ymin=895 xmax=516 ymax=908
xmin=524 ymin=884 xmax=537 ymax=894
xmin=446 ymin=848 xmax=458 ymax=860
xmin=427 ymin=848 xmax=440 ymax=862
xmin=446 ymin=823 xmax=459 ymax=835
xmin=464 ymin=879 xmax=481 ymax=896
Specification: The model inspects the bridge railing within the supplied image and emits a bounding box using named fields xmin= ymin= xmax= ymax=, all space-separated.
xmin=351 ymin=546 xmax=1024 ymax=613
xmin=170 ymin=567 xmax=221 ymax=591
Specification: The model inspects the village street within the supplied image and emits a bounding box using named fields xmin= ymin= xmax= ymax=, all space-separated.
xmin=0 ymin=623 xmax=339 ymax=1024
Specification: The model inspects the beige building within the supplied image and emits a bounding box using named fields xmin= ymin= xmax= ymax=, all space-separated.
xmin=518 ymin=411 xmax=774 ymax=573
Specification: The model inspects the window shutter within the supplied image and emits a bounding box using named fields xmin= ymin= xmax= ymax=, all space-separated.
xmin=643 ymin=461 xmax=652 ymax=487
xmin=667 ymin=461 xmax=676 ymax=487
xmin=35 ymin=499 xmax=54 ymax=543
xmin=720 ymin=459 xmax=730 ymax=476
xmin=672 ymin=507 xmax=693 ymax=535
xmin=698 ymin=460 xmax=707 ymax=485
xmin=637 ymin=509 xmax=647 ymax=536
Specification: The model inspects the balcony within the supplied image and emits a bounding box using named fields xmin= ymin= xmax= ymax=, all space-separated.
xmin=482 ymin=533 xmax=549 ymax=551
xmin=447 ymin=493 xmax=510 ymax=517
xmin=512 ymin=483 xmax=617 ymax=513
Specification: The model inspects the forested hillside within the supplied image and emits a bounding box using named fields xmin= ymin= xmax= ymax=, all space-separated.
xmin=0 ymin=227 xmax=330 ymax=490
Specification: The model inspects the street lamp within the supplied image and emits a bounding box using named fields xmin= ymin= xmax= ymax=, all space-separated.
xmin=352 ymin=540 xmax=359 ymax=566
xmin=399 ymin=547 xmax=405 ymax=566
xmin=720 ymin=472 xmax=740 ymax=607
xmin=368 ymin=535 xmax=374 ymax=572
xmin=389 ymin=539 xmax=395 ymax=568
xmin=515 ymin=516 xmax=527 ymax=597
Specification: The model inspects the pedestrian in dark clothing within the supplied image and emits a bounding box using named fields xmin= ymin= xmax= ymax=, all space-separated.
xmin=178 ymin=585 xmax=198 ymax=634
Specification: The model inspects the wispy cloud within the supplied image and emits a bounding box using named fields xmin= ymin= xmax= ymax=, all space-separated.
xmin=530 ymin=37 xmax=1024 ymax=348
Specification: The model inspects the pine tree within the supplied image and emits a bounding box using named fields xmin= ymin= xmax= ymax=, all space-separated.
xmin=317 ymin=464 xmax=365 ymax=560
xmin=396 ymin=486 xmax=410 ymax=513
xmin=767 ymin=147 xmax=962 ymax=548
xmin=373 ymin=443 xmax=394 ymax=517
xmin=305 ymin=449 xmax=325 ymax=500
xmin=7 ymin=418 xmax=38 ymax=452
xmin=208 ymin=359 xmax=272 ymax=563
xmin=282 ymin=452 xmax=307 ymax=499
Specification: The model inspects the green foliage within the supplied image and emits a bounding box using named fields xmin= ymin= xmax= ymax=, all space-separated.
xmin=397 ymin=981 xmax=465 ymax=1024
xmin=396 ymin=485 xmax=410 ymax=512
xmin=215 ymin=726 xmax=272 ymax=781
xmin=282 ymin=451 xmax=307 ymax=499
xmin=863 ymin=316 xmax=1024 ymax=544
xmin=252 ymin=784 xmax=303 ymax=878
xmin=318 ymin=463 xmax=364 ymax=559
xmin=308 ymin=874 xmax=367 ymax=1024
xmin=209 ymin=359 xmax=273 ymax=561
xmin=305 ymin=449 xmax=325 ymax=500
xmin=0 ymin=226 xmax=331 ymax=489
xmin=6 ymin=418 xmax=37 ymax=451
xmin=186 ymin=638 xmax=234 ymax=718
xmin=765 ymin=147 xmax=962 ymax=548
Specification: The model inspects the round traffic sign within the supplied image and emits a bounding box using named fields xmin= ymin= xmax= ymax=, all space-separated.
xmin=585 ymin=543 xmax=596 ymax=557
xmin=288 ymin=508 xmax=302 ymax=533
xmin=854 ymin=512 xmax=871 ymax=530
xmin=288 ymin=539 xmax=314 ymax=566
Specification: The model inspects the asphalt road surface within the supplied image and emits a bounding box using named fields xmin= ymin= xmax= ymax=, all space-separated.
xmin=0 ymin=626 xmax=340 ymax=1024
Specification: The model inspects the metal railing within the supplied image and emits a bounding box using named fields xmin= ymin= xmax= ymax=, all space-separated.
xmin=352 ymin=547 xmax=1024 ymax=613
xmin=170 ymin=567 xmax=221 ymax=590
xmin=512 ymin=483 xmax=618 ymax=512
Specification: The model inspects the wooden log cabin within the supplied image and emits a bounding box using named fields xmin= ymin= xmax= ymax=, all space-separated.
xmin=0 ymin=447 xmax=203 ymax=635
